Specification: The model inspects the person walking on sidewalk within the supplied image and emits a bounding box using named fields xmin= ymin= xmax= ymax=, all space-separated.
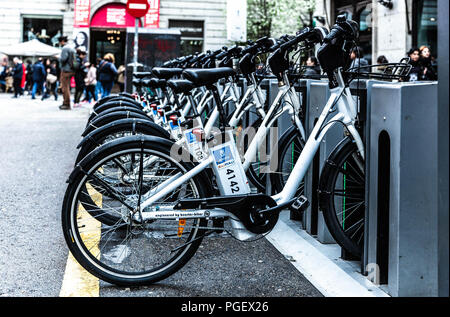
xmin=11 ymin=57 xmax=23 ymax=98
xmin=98 ymin=53 xmax=118 ymax=98
xmin=85 ymin=61 xmax=98 ymax=104
xmin=42 ymin=59 xmax=59 ymax=101
xmin=20 ymin=59 xmax=26 ymax=96
xmin=58 ymin=35 xmax=76 ymax=110
xmin=117 ymin=64 xmax=125 ymax=92
xmin=25 ymin=60 xmax=33 ymax=95
xmin=31 ymin=58 xmax=46 ymax=100
xmin=74 ymin=48 xmax=88 ymax=107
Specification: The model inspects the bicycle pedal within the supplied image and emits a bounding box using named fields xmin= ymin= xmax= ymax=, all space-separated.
xmin=289 ymin=195 xmax=309 ymax=213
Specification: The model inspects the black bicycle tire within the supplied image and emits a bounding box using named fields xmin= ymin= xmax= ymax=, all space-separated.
xmin=93 ymin=95 xmax=135 ymax=109
xmin=271 ymin=126 xmax=305 ymax=195
xmin=93 ymin=99 xmax=142 ymax=113
xmin=82 ymin=111 xmax=152 ymax=136
xmin=62 ymin=136 xmax=212 ymax=286
xmin=76 ymin=120 xmax=170 ymax=164
xmin=319 ymin=137 xmax=365 ymax=258
xmin=88 ymin=106 xmax=147 ymax=124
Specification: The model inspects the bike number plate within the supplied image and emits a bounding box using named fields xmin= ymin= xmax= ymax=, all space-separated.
xmin=184 ymin=129 xmax=207 ymax=162
xmin=210 ymin=142 xmax=250 ymax=195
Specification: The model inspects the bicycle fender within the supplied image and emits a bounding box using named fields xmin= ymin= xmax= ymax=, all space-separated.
xmin=68 ymin=135 xmax=175 ymax=184
xmin=77 ymin=118 xmax=170 ymax=149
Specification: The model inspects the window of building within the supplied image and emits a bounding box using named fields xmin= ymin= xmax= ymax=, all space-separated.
xmin=413 ymin=0 xmax=437 ymax=57
xmin=22 ymin=15 xmax=63 ymax=46
xmin=168 ymin=20 xmax=204 ymax=56
xmin=335 ymin=0 xmax=372 ymax=64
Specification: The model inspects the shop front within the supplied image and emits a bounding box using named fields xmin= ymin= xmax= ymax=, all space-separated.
xmin=333 ymin=0 xmax=373 ymax=63
xmin=72 ymin=0 xmax=161 ymax=67
xmin=413 ymin=0 xmax=438 ymax=57
xmin=88 ymin=3 xmax=141 ymax=67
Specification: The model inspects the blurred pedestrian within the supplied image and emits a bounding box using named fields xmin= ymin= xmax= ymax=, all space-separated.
xmin=74 ymin=48 xmax=88 ymax=107
xmin=20 ymin=59 xmax=26 ymax=96
xmin=5 ymin=67 xmax=13 ymax=93
xmin=419 ymin=45 xmax=437 ymax=81
xmin=43 ymin=59 xmax=59 ymax=101
xmin=117 ymin=64 xmax=125 ymax=92
xmin=94 ymin=57 xmax=103 ymax=99
xmin=0 ymin=60 xmax=9 ymax=92
xmin=375 ymin=55 xmax=389 ymax=73
xmin=11 ymin=57 xmax=23 ymax=98
xmin=85 ymin=61 xmax=98 ymax=104
xmin=98 ymin=53 xmax=118 ymax=98
xmin=304 ymin=56 xmax=321 ymax=79
xmin=58 ymin=35 xmax=76 ymax=110
xmin=25 ymin=60 xmax=33 ymax=95
xmin=406 ymin=47 xmax=421 ymax=82
xmin=349 ymin=47 xmax=369 ymax=72
xmin=31 ymin=57 xmax=46 ymax=100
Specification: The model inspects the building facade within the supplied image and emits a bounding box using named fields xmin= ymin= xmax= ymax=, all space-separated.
xmin=0 ymin=0 xmax=240 ymax=67
xmin=313 ymin=0 xmax=438 ymax=64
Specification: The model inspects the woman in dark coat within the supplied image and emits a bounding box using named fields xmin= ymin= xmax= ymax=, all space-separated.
xmin=12 ymin=57 xmax=23 ymax=98
xmin=419 ymin=46 xmax=437 ymax=81
xmin=74 ymin=49 xmax=88 ymax=106
xmin=98 ymin=53 xmax=118 ymax=98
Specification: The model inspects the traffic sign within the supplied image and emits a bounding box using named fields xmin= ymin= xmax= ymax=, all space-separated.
xmin=126 ymin=0 xmax=149 ymax=18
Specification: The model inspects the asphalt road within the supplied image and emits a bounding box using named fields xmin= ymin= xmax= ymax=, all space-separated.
xmin=0 ymin=92 xmax=322 ymax=298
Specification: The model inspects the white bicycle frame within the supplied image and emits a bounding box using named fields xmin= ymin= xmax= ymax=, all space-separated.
xmin=137 ymin=68 xmax=364 ymax=216
xmin=133 ymin=70 xmax=312 ymax=201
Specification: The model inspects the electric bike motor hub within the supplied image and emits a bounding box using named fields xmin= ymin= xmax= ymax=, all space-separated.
xmin=246 ymin=198 xmax=279 ymax=234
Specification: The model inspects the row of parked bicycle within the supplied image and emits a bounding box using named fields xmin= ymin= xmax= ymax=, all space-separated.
xmin=61 ymin=15 xmax=412 ymax=286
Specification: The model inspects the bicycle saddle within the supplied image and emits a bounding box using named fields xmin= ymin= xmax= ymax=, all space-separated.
xmin=132 ymin=79 xmax=144 ymax=87
xmin=133 ymin=72 xmax=152 ymax=79
xmin=167 ymin=79 xmax=196 ymax=94
xmin=142 ymin=78 xmax=167 ymax=89
xmin=182 ymin=67 xmax=235 ymax=87
xmin=152 ymin=67 xmax=183 ymax=80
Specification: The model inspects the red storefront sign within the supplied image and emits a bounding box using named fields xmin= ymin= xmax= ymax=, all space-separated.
xmin=74 ymin=0 xmax=91 ymax=27
xmin=144 ymin=0 xmax=160 ymax=28
xmin=90 ymin=3 xmax=143 ymax=28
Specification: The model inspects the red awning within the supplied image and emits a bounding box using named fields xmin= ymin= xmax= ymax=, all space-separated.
xmin=90 ymin=3 xmax=142 ymax=28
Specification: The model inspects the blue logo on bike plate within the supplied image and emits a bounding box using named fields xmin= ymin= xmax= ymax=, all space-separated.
xmin=185 ymin=131 xmax=196 ymax=144
xmin=213 ymin=145 xmax=233 ymax=166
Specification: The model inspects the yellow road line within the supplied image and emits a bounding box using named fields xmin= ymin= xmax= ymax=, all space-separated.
xmin=60 ymin=184 xmax=101 ymax=297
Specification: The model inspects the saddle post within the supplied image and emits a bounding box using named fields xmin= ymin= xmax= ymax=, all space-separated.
xmin=187 ymin=91 xmax=200 ymax=117
xmin=207 ymin=83 xmax=229 ymax=133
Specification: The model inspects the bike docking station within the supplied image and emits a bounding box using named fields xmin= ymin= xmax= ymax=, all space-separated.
xmin=365 ymin=81 xmax=439 ymax=297
xmin=61 ymin=14 xmax=447 ymax=295
xmin=224 ymin=75 xmax=441 ymax=297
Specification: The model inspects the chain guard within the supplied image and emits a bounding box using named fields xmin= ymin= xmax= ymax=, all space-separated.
xmin=174 ymin=194 xmax=279 ymax=235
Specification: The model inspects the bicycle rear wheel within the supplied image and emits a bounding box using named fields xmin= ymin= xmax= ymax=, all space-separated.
xmin=62 ymin=137 xmax=211 ymax=286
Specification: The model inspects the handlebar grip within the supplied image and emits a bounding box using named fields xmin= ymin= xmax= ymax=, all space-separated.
xmin=216 ymin=50 xmax=228 ymax=59
xmin=279 ymin=27 xmax=311 ymax=52
xmin=323 ymin=26 xmax=343 ymax=43
xmin=241 ymin=43 xmax=258 ymax=55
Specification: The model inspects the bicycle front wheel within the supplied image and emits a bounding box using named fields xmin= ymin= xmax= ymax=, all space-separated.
xmin=319 ymin=137 xmax=365 ymax=258
xmin=62 ymin=137 xmax=211 ymax=286
xmin=271 ymin=126 xmax=305 ymax=195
